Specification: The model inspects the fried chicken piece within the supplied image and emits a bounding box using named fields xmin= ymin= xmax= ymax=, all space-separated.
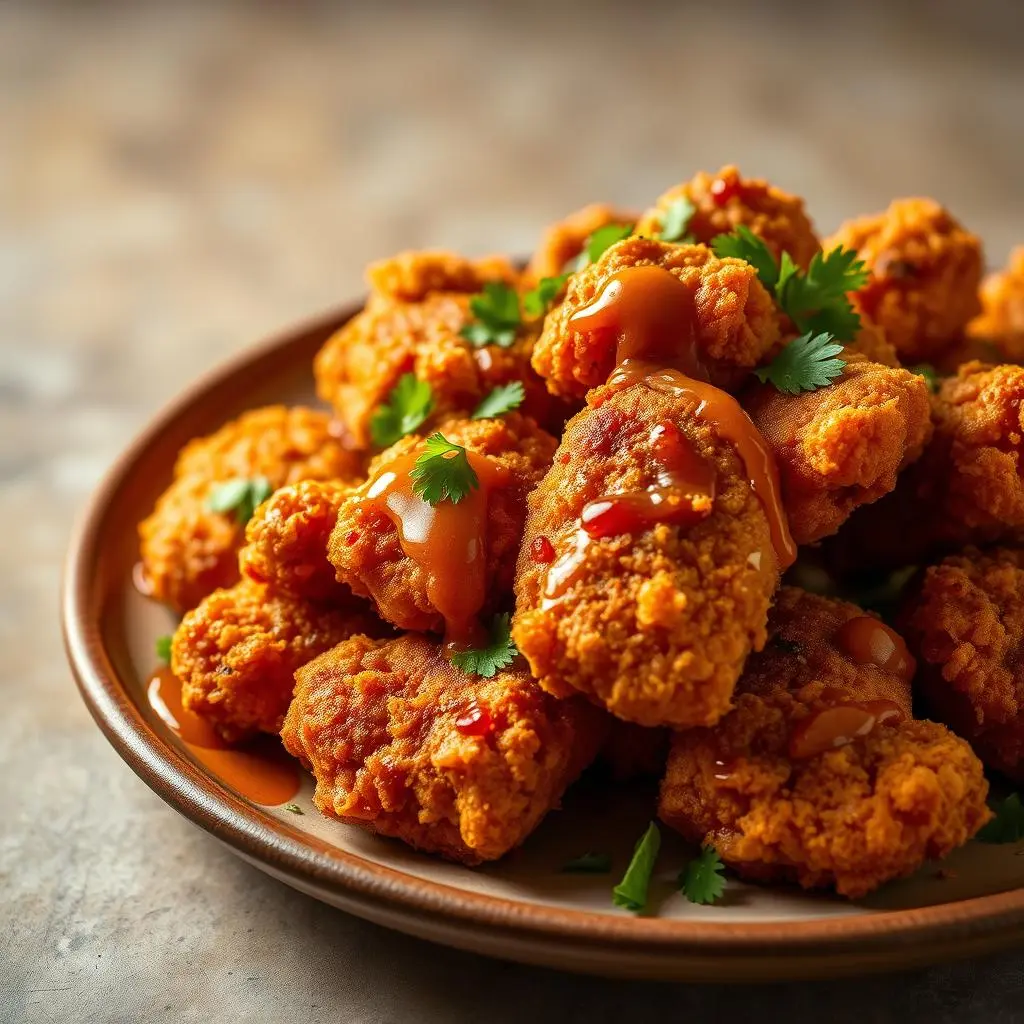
xmin=844 ymin=305 xmax=901 ymax=368
xmin=329 ymin=414 xmax=556 ymax=634
xmin=968 ymin=246 xmax=1024 ymax=362
xmin=531 ymin=237 xmax=781 ymax=400
xmin=659 ymin=588 xmax=991 ymax=898
xmin=139 ymin=406 xmax=363 ymax=614
xmin=281 ymin=633 xmax=606 ymax=863
xmin=635 ymin=165 xmax=820 ymax=268
xmin=900 ymin=547 xmax=1024 ymax=782
xmin=240 ymin=479 xmax=351 ymax=602
xmin=314 ymin=251 xmax=560 ymax=449
xmin=524 ymin=203 xmax=638 ymax=285
xmin=171 ymin=579 xmax=381 ymax=742
xmin=825 ymin=198 xmax=982 ymax=364
xmin=745 ymin=360 xmax=932 ymax=545
xmin=513 ymin=380 xmax=779 ymax=728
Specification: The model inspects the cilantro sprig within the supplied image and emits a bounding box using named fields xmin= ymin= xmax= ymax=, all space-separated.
xmin=572 ymin=222 xmax=634 ymax=271
xmin=460 ymin=282 xmax=522 ymax=348
xmin=678 ymin=846 xmax=726 ymax=905
xmin=612 ymin=822 xmax=661 ymax=913
xmin=208 ymin=476 xmax=274 ymax=525
xmin=370 ymin=373 xmax=434 ymax=448
xmin=472 ymin=382 xmax=525 ymax=420
xmin=155 ymin=634 xmax=172 ymax=666
xmin=977 ymin=793 xmax=1024 ymax=844
xmin=656 ymin=197 xmax=696 ymax=243
xmin=410 ymin=433 xmax=479 ymax=505
xmin=523 ymin=273 xmax=570 ymax=317
xmin=561 ymin=852 xmax=613 ymax=874
xmin=754 ymin=331 xmax=847 ymax=395
xmin=449 ymin=613 xmax=518 ymax=677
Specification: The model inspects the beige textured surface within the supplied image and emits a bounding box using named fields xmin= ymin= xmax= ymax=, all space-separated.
xmin=4 ymin=1 xmax=1024 ymax=1020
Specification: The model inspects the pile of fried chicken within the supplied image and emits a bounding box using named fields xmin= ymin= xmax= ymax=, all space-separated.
xmin=140 ymin=166 xmax=1024 ymax=900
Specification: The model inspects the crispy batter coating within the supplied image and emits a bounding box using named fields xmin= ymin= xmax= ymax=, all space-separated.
xmin=240 ymin=479 xmax=351 ymax=602
xmin=329 ymin=414 xmax=556 ymax=633
xmin=531 ymin=237 xmax=781 ymax=400
xmin=281 ymin=633 xmax=606 ymax=863
xmin=139 ymin=406 xmax=363 ymax=614
xmin=745 ymin=360 xmax=932 ymax=544
xmin=659 ymin=588 xmax=991 ymax=897
xmin=969 ymin=246 xmax=1024 ymax=362
xmin=901 ymin=547 xmax=1024 ymax=781
xmin=513 ymin=380 xmax=777 ymax=728
xmin=314 ymin=251 xmax=561 ymax=448
xmin=635 ymin=165 xmax=820 ymax=268
xmin=172 ymin=579 xmax=380 ymax=742
xmin=524 ymin=203 xmax=638 ymax=285
xmin=826 ymin=198 xmax=982 ymax=364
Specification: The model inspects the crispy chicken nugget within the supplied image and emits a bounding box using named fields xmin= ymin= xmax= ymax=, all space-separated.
xmin=329 ymin=414 xmax=556 ymax=634
xmin=524 ymin=203 xmax=638 ymax=285
xmin=635 ymin=165 xmax=820 ymax=268
xmin=172 ymin=579 xmax=381 ymax=742
xmin=745 ymin=360 xmax=932 ymax=544
xmin=659 ymin=588 xmax=991 ymax=898
xmin=826 ymin=198 xmax=982 ymax=364
xmin=139 ymin=406 xmax=363 ymax=614
xmin=969 ymin=246 xmax=1024 ymax=362
xmin=900 ymin=547 xmax=1024 ymax=782
xmin=281 ymin=633 xmax=606 ymax=864
xmin=513 ymin=380 xmax=778 ymax=728
xmin=531 ymin=237 xmax=781 ymax=400
xmin=313 ymin=251 xmax=559 ymax=448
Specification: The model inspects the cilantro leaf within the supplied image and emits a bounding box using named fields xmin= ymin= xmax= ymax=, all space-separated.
xmin=370 ymin=373 xmax=434 ymax=448
xmin=658 ymin=197 xmax=696 ymax=243
xmin=612 ymin=822 xmax=661 ymax=913
xmin=523 ymin=273 xmax=570 ymax=318
xmin=754 ymin=332 xmax=846 ymax=395
xmin=409 ymin=433 xmax=479 ymax=505
xmin=472 ymin=382 xmax=525 ymax=420
xmin=208 ymin=476 xmax=274 ymax=525
xmin=284 ymin=803 xmax=304 ymax=815
xmin=911 ymin=363 xmax=940 ymax=393
xmin=561 ymin=852 xmax=613 ymax=874
xmin=711 ymin=226 xmax=779 ymax=292
xmin=155 ymin=634 xmax=172 ymax=665
xmin=576 ymin=222 xmax=634 ymax=269
xmin=459 ymin=282 xmax=521 ymax=348
xmin=679 ymin=846 xmax=726 ymax=905
xmin=449 ymin=613 xmax=518 ymax=677
xmin=977 ymin=793 xmax=1024 ymax=844
xmin=780 ymin=246 xmax=868 ymax=337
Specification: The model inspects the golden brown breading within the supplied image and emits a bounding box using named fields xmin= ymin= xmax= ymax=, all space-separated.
xmin=281 ymin=633 xmax=606 ymax=864
xmin=969 ymin=246 xmax=1024 ymax=362
xmin=313 ymin=251 xmax=561 ymax=449
xmin=900 ymin=547 xmax=1024 ymax=781
xmin=329 ymin=414 xmax=556 ymax=634
xmin=512 ymin=380 xmax=778 ymax=728
xmin=659 ymin=588 xmax=991 ymax=897
xmin=524 ymin=203 xmax=638 ymax=285
xmin=826 ymin=198 xmax=982 ymax=364
xmin=635 ymin=165 xmax=820 ymax=268
xmin=172 ymin=579 xmax=380 ymax=742
xmin=139 ymin=406 xmax=363 ymax=614
xmin=745 ymin=360 xmax=932 ymax=545
xmin=530 ymin=237 xmax=781 ymax=400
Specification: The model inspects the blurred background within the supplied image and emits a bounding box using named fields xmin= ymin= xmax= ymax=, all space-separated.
xmin=4 ymin=1 xmax=1024 ymax=1020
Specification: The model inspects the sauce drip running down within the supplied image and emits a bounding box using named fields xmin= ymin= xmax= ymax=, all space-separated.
xmin=835 ymin=616 xmax=916 ymax=683
xmin=788 ymin=698 xmax=905 ymax=761
xmin=147 ymin=668 xmax=300 ymax=805
xmin=364 ymin=448 xmax=511 ymax=643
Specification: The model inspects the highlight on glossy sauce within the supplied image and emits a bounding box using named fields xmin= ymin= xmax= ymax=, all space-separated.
xmin=788 ymin=697 xmax=906 ymax=761
xmin=835 ymin=615 xmax=917 ymax=683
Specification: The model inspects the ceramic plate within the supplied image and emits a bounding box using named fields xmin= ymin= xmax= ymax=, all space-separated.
xmin=62 ymin=304 xmax=1024 ymax=981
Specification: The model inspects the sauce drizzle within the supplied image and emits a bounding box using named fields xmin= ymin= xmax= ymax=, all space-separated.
xmin=835 ymin=616 xmax=916 ymax=683
xmin=788 ymin=698 xmax=905 ymax=761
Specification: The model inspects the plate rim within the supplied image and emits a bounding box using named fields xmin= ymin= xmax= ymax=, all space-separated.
xmin=61 ymin=302 xmax=1024 ymax=979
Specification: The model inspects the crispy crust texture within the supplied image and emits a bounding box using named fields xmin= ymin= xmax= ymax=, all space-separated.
xmin=280 ymin=633 xmax=606 ymax=863
xmin=512 ymin=380 xmax=777 ymax=728
xmin=138 ymin=406 xmax=363 ymax=614
xmin=969 ymin=246 xmax=1024 ymax=362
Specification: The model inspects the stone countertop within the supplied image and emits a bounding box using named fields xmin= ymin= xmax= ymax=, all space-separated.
xmin=4 ymin=2 xmax=1024 ymax=1020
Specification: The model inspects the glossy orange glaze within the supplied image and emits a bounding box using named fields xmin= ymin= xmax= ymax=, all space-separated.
xmin=835 ymin=616 xmax=917 ymax=683
xmin=148 ymin=668 xmax=300 ymax=805
xmin=364 ymin=448 xmax=511 ymax=643
xmin=788 ymin=699 xmax=905 ymax=761
xmin=542 ymin=528 xmax=592 ymax=605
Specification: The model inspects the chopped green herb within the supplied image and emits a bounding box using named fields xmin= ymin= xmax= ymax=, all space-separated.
xmin=207 ymin=476 xmax=274 ymax=525
xmin=523 ymin=273 xmax=570 ymax=317
xmin=612 ymin=822 xmax=661 ymax=913
xmin=410 ymin=433 xmax=479 ymax=506
xmin=284 ymin=803 xmax=304 ymax=815
xmin=576 ymin=222 xmax=634 ymax=269
xmin=754 ymin=332 xmax=846 ymax=395
xmin=459 ymin=282 xmax=522 ymax=348
xmin=678 ymin=846 xmax=726 ymax=905
xmin=657 ymin=197 xmax=696 ymax=243
xmin=561 ymin=852 xmax=613 ymax=874
xmin=712 ymin=226 xmax=781 ymax=292
xmin=977 ymin=793 xmax=1024 ymax=844
xmin=370 ymin=373 xmax=434 ymax=448
xmin=472 ymin=381 xmax=526 ymax=420
xmin=449 ymin=613 xmax=518 ymax=678
xmin=155 ymin=634 xmax=172 ymax=665
xmin=911 ymin=364 xmax=940 ymax=393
